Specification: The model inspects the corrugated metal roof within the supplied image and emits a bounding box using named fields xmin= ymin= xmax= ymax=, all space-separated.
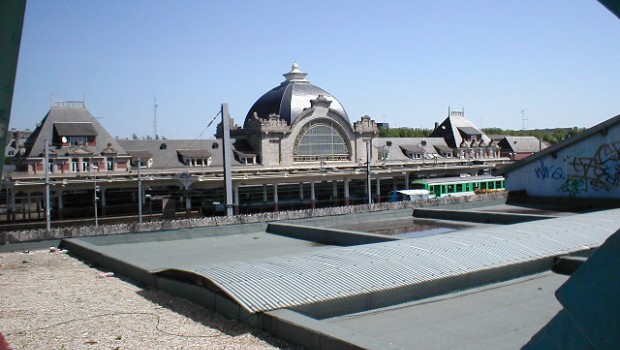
xmin=179 ymin=209 xmax=620 ymax=313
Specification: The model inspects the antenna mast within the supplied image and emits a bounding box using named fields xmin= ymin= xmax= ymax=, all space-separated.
xmin=153 ymin=95 xmax=158 ymax=139
xmin=521 ymin=109 xmax=527 ymax=130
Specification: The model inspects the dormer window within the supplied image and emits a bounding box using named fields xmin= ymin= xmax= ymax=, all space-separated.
xmin=177 ymin=149 xmax=212 ymax=167
xmin=53 ymin=122 xmax=97 ymax=147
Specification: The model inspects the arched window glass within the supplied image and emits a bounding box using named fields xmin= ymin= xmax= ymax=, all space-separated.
xmin=293 ymin=120 xmax=350 ymax=162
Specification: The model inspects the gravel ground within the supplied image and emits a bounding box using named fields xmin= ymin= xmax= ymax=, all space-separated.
xmin=0 ymin=249 xmax=301 ymax=350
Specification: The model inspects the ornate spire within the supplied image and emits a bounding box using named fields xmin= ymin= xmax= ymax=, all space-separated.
xmin=283 ymin=62 xmax=309 ymax=83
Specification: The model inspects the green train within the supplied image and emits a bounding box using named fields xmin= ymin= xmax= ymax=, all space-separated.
xmin=410 ymin=175 xmax=505 ymax=198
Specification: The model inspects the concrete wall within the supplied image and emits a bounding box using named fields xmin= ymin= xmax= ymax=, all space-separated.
xmin=506 ymin=121 xmax=620 ymax=198
xmin=266 ymin=222 xmax=400 ymax=246
xmin=413 ymin=208 xmax=558 ymax=224
xmin=1 ymin=192 xmax=507 ymax=244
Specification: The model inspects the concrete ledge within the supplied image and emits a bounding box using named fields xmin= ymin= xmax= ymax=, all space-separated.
xmin=413 ymin=208 xmax=558 ymax=224
xmin=266 ymin=222 xmax=399 ymax=246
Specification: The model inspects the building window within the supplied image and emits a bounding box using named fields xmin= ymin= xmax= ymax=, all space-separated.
xmin=107 ymin=158 xmax=114 ymax=171
xmin=68 ymin=136 xmax=88 ymax=146
xmin=293 ymin=120 xmax=350 ymax=162
xmin=82 ymin=158 xmax=90 ymax=172
xmin=71 ymin=158 xmax=79 ymax=172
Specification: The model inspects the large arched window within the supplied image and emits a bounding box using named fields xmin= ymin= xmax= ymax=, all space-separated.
xmin=293 ymin=120 xmax=350 ymax=162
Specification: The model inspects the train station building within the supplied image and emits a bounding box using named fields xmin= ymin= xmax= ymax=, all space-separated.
xmin=3 ymin=64 xmax=510 ymax=221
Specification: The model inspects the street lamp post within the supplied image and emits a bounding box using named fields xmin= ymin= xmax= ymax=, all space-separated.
xmin=92 ymin=159 xmax=98 ymax=228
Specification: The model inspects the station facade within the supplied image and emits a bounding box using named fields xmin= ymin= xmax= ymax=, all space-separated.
xmin=3 ymin=64 xmax=509 ymax=221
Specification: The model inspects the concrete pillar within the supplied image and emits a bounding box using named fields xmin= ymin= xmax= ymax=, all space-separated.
xmin=310 ymin=181 xmax=316 ymax=209
xmin=262 ymin=184 xmax=268 ymax=203
xmin=344 ymin=178 xmax=350 ymax=206
xmin=234 ymin=184 xmax=240 ymax=215
xmin=299 ymin=182 xmax=304 ymax=200
xmin=273 ymin=183 xmax=279 ymax=212
xmin=404 ymin=173 xmax=410 ymax=190
xmin=332 ymin=181 xmax=338 ymax=204
xmin=375 ymin=177 xmax=381 ymax=204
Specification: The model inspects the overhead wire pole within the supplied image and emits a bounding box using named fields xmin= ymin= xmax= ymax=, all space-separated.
xmin=138 ymin=160 xmax=142 ymax=224
xmin=44 ymin=139 xmax=51 ymax=232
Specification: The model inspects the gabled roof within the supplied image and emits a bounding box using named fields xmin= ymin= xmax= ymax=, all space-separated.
xmin=499 ymin=113 xmax=620 ymax=175
xmin=24 ymin=105 xmax=128 ymax=157
xmin=430 ymin=110 xmax=490 ymax=148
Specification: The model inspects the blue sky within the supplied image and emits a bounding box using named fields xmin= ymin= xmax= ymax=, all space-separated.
xmin=10 ymin=0 xmax=620 ymax=139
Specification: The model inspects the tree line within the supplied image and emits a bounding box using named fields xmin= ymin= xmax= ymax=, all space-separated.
xmin=378 ymin=127 xmax=586 ymax=145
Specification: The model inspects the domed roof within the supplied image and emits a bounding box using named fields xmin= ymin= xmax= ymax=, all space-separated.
xmin=244 ymin=63 xmax=349 ymax=127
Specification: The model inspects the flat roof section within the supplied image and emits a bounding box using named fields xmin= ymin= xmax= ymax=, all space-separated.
xmin=325 ymin=272 xmax=568 ymax=350
xmin=65 ymin=225 xmax=332 ymax=272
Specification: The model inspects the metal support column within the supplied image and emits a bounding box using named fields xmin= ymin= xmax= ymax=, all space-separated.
xmin=221 ymin=103 xmax=234 ymax=216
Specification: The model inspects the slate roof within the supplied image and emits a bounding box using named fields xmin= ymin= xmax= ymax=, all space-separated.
xmin=54 ymin=122 xmax=97 ymax=137
xmin=23 ymin=105 xmax=128 ymax=157
xmin=375 ymin=138 xmax=451 ymax=161
xmin=499 ymin=136 xmax=545 ymax=153
xmin=118 ymin=139 xmax=248 ymax=169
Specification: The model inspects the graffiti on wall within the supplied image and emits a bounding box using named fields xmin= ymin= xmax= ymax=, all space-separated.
xmin=534 ymin=140 xmax=620 ymax=196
